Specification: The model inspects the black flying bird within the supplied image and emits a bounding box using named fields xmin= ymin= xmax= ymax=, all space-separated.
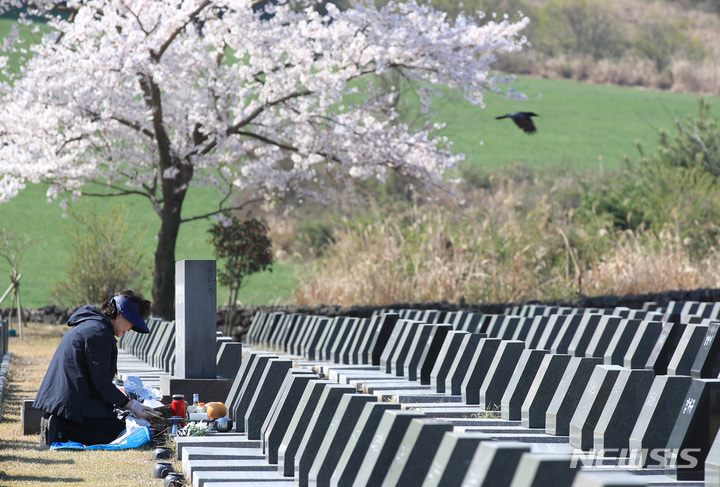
xmin=496 ymin=112 xmax=539 ymax=134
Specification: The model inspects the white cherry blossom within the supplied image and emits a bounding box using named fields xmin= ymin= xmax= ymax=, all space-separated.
xmin=0 ymin=0 xmax=529 ymax=317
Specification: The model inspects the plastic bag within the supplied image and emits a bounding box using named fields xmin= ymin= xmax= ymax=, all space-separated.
xmin=122 ymin=376 xmax=162 ymax=402
xmin=50 ymin=425 xmax=152 ymax=451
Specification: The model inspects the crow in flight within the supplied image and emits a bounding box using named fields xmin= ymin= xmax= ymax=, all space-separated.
xmin=496 ymin=112 xmax=539 ymax=134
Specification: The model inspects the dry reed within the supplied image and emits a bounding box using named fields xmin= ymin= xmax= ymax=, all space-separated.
xmin=581 ymin=229 xmax=720 ymax=296
xmin=292 ymin=172 xmax=720 ymax=306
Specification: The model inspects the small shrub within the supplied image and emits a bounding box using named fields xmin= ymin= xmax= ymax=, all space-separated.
xmin=577 ymin=99 xmax=720 ymax=259
xmin=209 ymin=212 xmax=273 ymax=335
xmin=51 ymin=202 xmax=150 ymax=306
xmin=633 ymin=17 xmax=705 ymax=74
xmin=535 ymin=0 xmax=627 ymax=60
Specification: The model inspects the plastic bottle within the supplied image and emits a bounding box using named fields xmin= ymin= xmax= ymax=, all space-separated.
xmin=187 ymin=394 xmax=200 ymax=414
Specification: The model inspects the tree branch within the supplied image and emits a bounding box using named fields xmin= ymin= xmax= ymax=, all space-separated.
xmin=229 ymin=89 xmax=313 ymax=133
xmin=181 ymin=196 xmax=265 ymax=224
xmin=110 ymin=116 xmax=155 ymax=139
xmin=151 ymin=0 xmax=212 ymax=61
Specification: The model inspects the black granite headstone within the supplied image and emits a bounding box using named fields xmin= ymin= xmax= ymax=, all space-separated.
xmin=509 ymin=453 xmax=579 ymax=487
xmin=277 ymin=379 xmax=333 ymax=476
xmin=550 ymin=314 xmax=585 ymax=355
xmin=461 ymin=338 xmax=502 ymax=405
xmin=567 ymin=314 xmax=604 ymax=357
xmin=535 ymin=314 xmax=569 ymax=351
xmin=667 ymin=324 xmax=709 ymax=376
xmin=402 ymin=324 xmax=435 ymax=380
xmin=602 ymin=318 xmax=641 ymax=366
xmin=369 ymin=312 xmax=400 ymax=365
xmin=500 ymin=349 xmax=548 ymax=421
xmin=524 ymin=315 xmax=550 ymax=349
xmin=628 ymin=375 xmax=693 ymax=468
xmin=307 ymin=393 xmax=377 ymax=487
xmin=691 ymin=323 xmax=720 ymax=378
xmin=460 ymin=441 xmax=531 ymax=487
xmin=546 ymin=357 xmax=602 ymax=436
xmin=623 ymin=321 xmax=663 ymax=369
xmin=380 ymin=319 xmax=417 ymax=374
xmin=569 ymin=365 xmax=622 ymax=451
xmin=584 ymin=315 xmax=622 ymax=359
xmin=244 ymin=358 xmax=293 ymax=439
xmin=352 ymin=409 xmax=426 ymax=487
xmin=263 ymin=371 xmax=320 ymax=464
xmin=665 ymin=378 xmax=720 ymax=481
xmin=446 ymin=334 xmax=484 ymax=396
xmin=431 ymin=331 xmax=470 ymax=393
xmin=294 ymin=383 xmax=357 ymax=486
xmin=705 ymin=429 xmax=720 ymax=487
xmin=381 ymin=418 xmax=454 ymax=487
xmin=226 ymin=351 xmax=277 ymax=423
xmin=423 ymin=432 xmax=490 ymax=487
xmin=593 ymin=368 xmax=655 ymax=455
xmin=479 ymin=340 xmax=526 ymax=411
xmin=329 ymin=402 xmax=401 ymax=487
xmin=521 ymin=353 xmax=572 ymax=429
xmin=645 ymin=321 xmax=687 ymax=375
xmin=418 ymin=324 xmax=453 ymax=385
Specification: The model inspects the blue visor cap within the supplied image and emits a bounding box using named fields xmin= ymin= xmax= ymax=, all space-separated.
xmin=114 ymin=296 xmax=149 ymax=334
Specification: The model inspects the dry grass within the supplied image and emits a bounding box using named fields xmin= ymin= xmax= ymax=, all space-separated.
xmin=293 ymin=171 xmax=720 ymax=307
xmin=504 ymin=0 xmax=720 ymax=95
xmin=0 ymin=323 xmax=182 ymax=487
xmin=581 ymin=230 xmax=720 ymax=297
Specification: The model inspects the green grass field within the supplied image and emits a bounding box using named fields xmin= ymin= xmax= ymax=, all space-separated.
xmin=0 ymin=183 xmax=298 ymax=308
xmin=0 ymin=11 xmax=717 ymax=308
xmin=435 ymin=75 xmax=714 ymax=172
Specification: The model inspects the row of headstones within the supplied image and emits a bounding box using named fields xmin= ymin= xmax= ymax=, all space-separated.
xmin=118 ymin=317 xmax=177 ymax=374
xmin=244 ymin=302 xmax=720 ymax=383
xmin=0 ymin=318 xmax=10 ymax=421
xmin=117 ymin=318 xmax=244 ymax=380
xmin=235 ymin=303 xmax=720 ymax=484
xmin=243 ymin=301 xmax=720 ymax=378
xmin=0 ymin=317 xmax=9 ymax=356
xmin=219 ymin=350 xmax=661 ymax=487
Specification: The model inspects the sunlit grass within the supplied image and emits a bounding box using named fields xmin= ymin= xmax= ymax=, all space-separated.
xmin=0 ymin=323 xmax=181 ymax=487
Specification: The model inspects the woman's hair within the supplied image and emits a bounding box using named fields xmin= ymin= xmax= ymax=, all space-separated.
xmin=100 ymin=289 xmax=152 ymax=320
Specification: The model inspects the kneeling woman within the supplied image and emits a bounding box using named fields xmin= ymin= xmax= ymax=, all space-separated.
xmin=34 ymin=289 xmax=152 ymax=446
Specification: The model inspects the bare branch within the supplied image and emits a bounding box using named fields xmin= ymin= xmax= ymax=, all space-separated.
xmin=110 ymin=115 xmax=155 ymax=139
xmin=181 ymin=196 xmax=266 ymax=224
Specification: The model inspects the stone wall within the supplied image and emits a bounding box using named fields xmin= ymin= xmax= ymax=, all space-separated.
xmin=4 ymin=287 xmax=720 ymax=342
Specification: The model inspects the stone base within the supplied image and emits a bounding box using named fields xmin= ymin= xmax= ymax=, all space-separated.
xmin=159 ymin=376 xmax=233 ymax=405
xmin=22 ymin=399 xmax=44 ymax=435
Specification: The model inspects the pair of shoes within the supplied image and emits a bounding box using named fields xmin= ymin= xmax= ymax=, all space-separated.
xmin=40 ymin=414 xmax=67 ymax=446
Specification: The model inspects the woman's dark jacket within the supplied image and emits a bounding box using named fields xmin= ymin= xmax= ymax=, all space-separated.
xmin=33 ymin=305 xmax=130 ymax=422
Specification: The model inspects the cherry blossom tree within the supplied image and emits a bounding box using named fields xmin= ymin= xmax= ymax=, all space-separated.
xmin=0 ymin=0 xmax=529 ymax=318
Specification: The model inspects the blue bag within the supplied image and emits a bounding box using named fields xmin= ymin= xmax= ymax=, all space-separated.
xmin=50 ymin=425 xmax=151 ymax=450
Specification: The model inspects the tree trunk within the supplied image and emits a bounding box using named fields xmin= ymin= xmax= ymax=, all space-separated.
xmin=152 ymin=204 xmax=182 ymax=319
xmin=140 ymin=72 xmax=193 ymax=319
xmin=149 ymin=159 xmax=193 ymax=319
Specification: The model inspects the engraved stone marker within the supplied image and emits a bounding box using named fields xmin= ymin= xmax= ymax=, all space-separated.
xmin=175 ymin=259 xmax=217 ymax=379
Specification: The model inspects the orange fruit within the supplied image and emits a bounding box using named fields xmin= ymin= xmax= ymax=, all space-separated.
xmin=206 ymin=402 xmax=227 ymax=419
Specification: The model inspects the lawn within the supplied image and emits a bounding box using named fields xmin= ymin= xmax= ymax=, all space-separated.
xmin=0 ymin=323 xmax=178 ymax=487
xmin=433 ymin=75 xmax=715 ymax=172
xmin=0 ymin=184 xmax=298 ymax=308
